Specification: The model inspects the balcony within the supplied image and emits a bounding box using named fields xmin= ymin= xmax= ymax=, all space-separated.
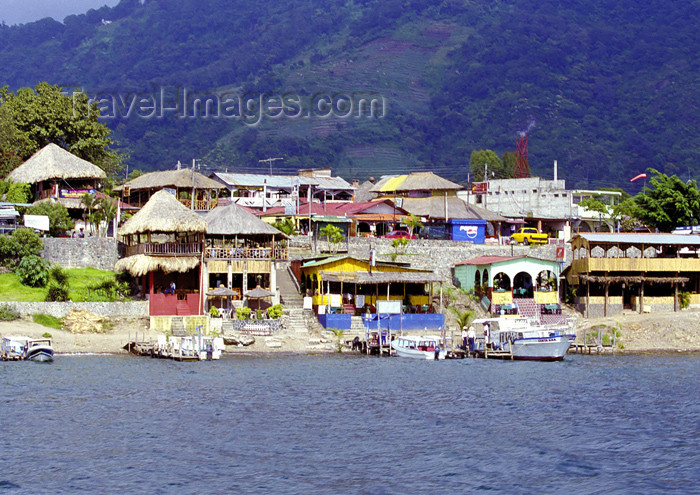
xmin=179 ymin=198 xmax=218 ymax=211
xmin=572 ymin=257 xmax=700 ymax=273
xmin=204 ymin=246 xmax=288 ymax=260
xmin=125 ymin=242 xmax=202 ymax=257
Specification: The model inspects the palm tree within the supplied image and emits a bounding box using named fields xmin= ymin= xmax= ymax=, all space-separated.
xmin=80 ymin=193 xmax=97 ymax=235
xmin=406 ymin=213 xmax=423 ymax=238
xmin=100 ymin=197 xmax=118 ymax=237
xmin=450 ymin=307 xmax=474 ymax=330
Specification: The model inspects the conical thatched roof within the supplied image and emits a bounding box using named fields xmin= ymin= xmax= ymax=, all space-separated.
xmin=370 ymin=172 xmax=463 ymax=193
xmin=8 ymin=143 xmax=106 ymax=184
xmin=204 ymin=202 xmax=286 ymax=237
xmin=115 ymin=169 xmax=225 ymax=191
xmin=119 ymin=190 xmax=207 ymax=236
xmin=114 ymin=254 xmax=200 ymax=277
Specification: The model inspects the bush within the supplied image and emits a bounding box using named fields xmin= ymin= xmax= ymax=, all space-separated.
xmin=32 ymin=313 xmax=63 ymax=329
xmin=266 ymin=303 xmax=283 ymax=319
xmin=235 ymin=306 xmax=251 ymax=320
xmin=0 ymin=303 xmax=20 ymax=321
xmin=679 ymin=291 xmax=690 ymax=309
xmin=87 ymin=279 xmax=130 ymax=301
xmin=209 ymin=306 xmax=220 ymax=317
xmin=45 ymin=280 xmax=69 ymax=301
xmin=0 ymin=228 xmax=43 ymax=267
xmin=27 ymin=201 xmax=75 ymax=236
xmin=49 ymin=265 xmax=68 ymax=285
xmin=16 ymin=255 xmax=50 ymax=287
xmin=6 ymin=182 xmax=31 ymax=204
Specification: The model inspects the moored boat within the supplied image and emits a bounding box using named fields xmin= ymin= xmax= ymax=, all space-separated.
xmin=25 ymin=338 xmax=54 ymax=362
xmin=1 ymin=336 xmax=30 ymax=361
xmin=391 ymin=335 xmax=446 ymax=360
xmin=474 ymin=317 xmax=575 ymax=361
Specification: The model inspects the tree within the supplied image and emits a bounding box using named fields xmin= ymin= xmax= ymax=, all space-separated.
xmin=501 ymin=151 xmax=517 ymax=179
xmin=5 ymin=182 xmax=31 ymax=203
xmin=0 ymin=82 xmax=123 ymax=177
xmin=404 ymin=213 xmax=423 ymax=238
xmin=81 ymin=193 xmax=97 ymax=235
xmin=633 ymin=169 xmax=700 ymax=232
xmin=272 ymin=217 xmax=298 ymax=236
xmin=0 ymin=228 xmax=43 ymax=266
xmin=26 ymin=201 xmax=74 ymax=236
xmin=99 ymin=197 xmax=118 ymax=237
xmin=578 ymin=196 xmax=610 ymax=231
xmin=470 ymin=149 xmax=503 ymax=181
xmin=320 ymin=224 xmax=343 ymax=253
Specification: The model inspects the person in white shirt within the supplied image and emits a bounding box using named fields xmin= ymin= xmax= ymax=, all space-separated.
xmin=483 ymin=322 xmax=491 ymax=349
xmin=461 ymin=326 xmax=469 ymax=350
xmin=467 ymin=325 xmax=476 ymax=355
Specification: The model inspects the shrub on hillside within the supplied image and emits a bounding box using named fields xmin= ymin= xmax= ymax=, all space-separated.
xmin=6 ymin=183 xmax=31 ymax=204
xmin=16 ymin=255 xmax=50 ymax=287
xmin=0 ymin=228 xmax=43 ymax=267
xmin=45 ymin=280 xmax=69 ymax=302
xmin=49 ymin=265 xmax=68 ymax=285
xmin=0 ymin=303 xmax=20 ymax=321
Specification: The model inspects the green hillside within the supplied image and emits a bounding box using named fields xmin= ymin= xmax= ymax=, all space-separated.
xmin=0 ymin=0 xmax=697 ymax=191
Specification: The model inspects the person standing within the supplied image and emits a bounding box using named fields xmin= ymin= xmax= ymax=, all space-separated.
xmin=483 ymin=321 xmax=491 ymax=349
xmin=467 ymin=325 xmax=476 ymax=355
xmin=461 ymin=325 xmax=469 ymax=351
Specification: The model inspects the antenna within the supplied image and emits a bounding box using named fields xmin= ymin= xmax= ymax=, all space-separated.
xmin=259 ymin=157 xmax=284 ymax=176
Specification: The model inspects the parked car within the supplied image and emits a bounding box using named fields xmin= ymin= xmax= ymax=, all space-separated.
xmin=382 ymin=229 xmax=416 ymax=239
xmin=509 ymin=227 xmax=548 ymax=245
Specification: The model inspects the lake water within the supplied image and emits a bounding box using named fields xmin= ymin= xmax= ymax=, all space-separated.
xmin=1 ymin=353 xmax=698 ymax=494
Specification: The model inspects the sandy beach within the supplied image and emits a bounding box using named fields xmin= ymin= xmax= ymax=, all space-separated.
xmin=1 ymin=308 xmax=699 ymax=355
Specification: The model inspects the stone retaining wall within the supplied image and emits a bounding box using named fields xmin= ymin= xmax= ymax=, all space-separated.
xmin=3 ymin=301 xmax=149 ymax=318
xmin=41 ymin=237 xmax=119 ymax=270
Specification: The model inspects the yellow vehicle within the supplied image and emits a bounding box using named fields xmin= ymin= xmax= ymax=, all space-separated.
xmin=509 ymin=227 xmax=548 ymax=245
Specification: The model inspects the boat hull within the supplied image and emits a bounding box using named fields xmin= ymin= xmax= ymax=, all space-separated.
xmin=391 ymin=342 xmax=446 ymax=360
xmin=510 ymin=335 xmax=573 ymax=361
xmin=27 ymin=350 xmax=54 ymax=362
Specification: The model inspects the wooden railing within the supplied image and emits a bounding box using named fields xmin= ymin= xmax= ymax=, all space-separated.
xmin=125 ymin=242 xmax=202 ymax=257
xmin=178 ymin=198 xmax=218 ymax=210
xmin=204 ymin=246 xmax=288 ymax=260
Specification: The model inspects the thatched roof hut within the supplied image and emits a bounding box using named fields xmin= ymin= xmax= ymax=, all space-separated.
xmin=114 ymin=254 xmax=200 ymax=277
xmin=119 ymin=190 xmax=207 ymax=236
xmin=370 ymin=172 xmax=462 ymax=194
xmin=7 ymin=143 xmax=106 ymax=184
xmin=204 ymin=203 xmax=287 ymax=237
xmin=115 ymin=169 xmax=225 ymax=192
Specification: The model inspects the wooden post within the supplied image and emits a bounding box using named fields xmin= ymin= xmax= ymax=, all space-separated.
xmin=639 ymin=278 xmax=644 ymax=314
xmin=586 ymin=279 xmax=590 ymax=318
xmin=674 ymin=280 xmax=678 ymax=312
xmin=604 ymin=280 xmax=609 ymax=317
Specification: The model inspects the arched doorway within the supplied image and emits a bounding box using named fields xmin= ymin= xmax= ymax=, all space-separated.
xmin=482 ymin=269 xmax=489 ymax=288
xmin=357 ymin=222 xmax=371 ymax=236
xmin=536 ymin=270 xmax=557 ymax=291
xmin=513 ymin=272 xmax=533 ymax=298
xmin=474 ymin=270 xmax=481 ymax=292
xmin=494 ymin=272 xmax=511 ymax=291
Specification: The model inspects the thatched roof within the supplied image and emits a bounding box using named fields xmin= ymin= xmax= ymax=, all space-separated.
xmin=401 ymin=196 xmax=507 ymax=222
xmin=321 ymin=270 xmax=441 ymax=284
xmin=207 ymin=287 xmax=237 ymax=297
xmin=204 ymin=202 xmax=286 ymax=237
xmin=370 ymin=172 xmax=463 ymax=193
xmin=8 ymin=143 xmax=106 ymax=184
xmin=114 ymin=254 xmax=200 ymax=277
xmin=118 ymin=190 xmax=207 ymax=236
xmin=245 ymin=286 xmax=274 ymax=298
xmin=115 ymin=169 xmax=225 ymax=191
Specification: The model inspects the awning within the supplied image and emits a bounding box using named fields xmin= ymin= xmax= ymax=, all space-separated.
xmin=320 ymin=270 xmax=441 ymax=284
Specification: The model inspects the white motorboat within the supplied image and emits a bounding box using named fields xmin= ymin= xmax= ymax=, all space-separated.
xmin=474 ymin=317 xmax=575 ymax=361
xmin=25 ymin=338 xmax=54 ymax=362
xmin=196 ymin=336 xmax=224 ymax=360
xmin=391 ymin=335 xmax=446 ymax=360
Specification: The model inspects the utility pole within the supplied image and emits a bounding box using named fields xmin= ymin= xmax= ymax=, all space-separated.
xmin=259 ymin=157 xmax=284 ymax=176
xmin=191 ymin=158 xmax=196 ymax=210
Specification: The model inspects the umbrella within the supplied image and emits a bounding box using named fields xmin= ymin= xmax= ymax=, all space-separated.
xmin=207 ymin=286 xmax=238 ymax=316
xmin=244 ymin=286 xmax=274 ymax=310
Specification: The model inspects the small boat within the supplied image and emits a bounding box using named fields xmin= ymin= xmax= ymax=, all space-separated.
xmin=1 ymin=336 xmax=30 ymax=361
xmin=196 ymin=336 xmax=224 ymax=360
xmin=1 ymin=336 xmax=54 ymax=362
xmin=474 ymin=317 xmax=575 ymax=361
xmin=25 ymin=338 xmax=54 ymax=362
xmin=391 ymin=335 xmax=446 ymax=360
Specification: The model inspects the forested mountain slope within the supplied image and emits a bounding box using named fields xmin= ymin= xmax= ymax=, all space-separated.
xmin=0 ymin=0 xmax=697 ymax=191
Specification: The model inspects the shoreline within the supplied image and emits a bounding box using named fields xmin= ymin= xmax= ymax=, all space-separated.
xmin=2 ymin=308 xmax=699 ymax=355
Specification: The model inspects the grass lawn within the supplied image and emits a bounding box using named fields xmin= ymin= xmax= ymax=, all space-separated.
xmin=0 ymin=268 xmax=119 ymax=302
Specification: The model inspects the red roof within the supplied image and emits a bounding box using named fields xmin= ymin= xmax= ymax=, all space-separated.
xmin=258 ymin=199 xmax=350 ymax=216
xmin=455 ymin=255 xmax=522 ymax=266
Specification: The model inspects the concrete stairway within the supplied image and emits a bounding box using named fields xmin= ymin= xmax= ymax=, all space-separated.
xmin=276 ymin=266 xmax=303 ymax=308
xmin=171 ymin=317 xmax=186 ymax=336
xmin=286 ymin=308 xmax=308 ymax=334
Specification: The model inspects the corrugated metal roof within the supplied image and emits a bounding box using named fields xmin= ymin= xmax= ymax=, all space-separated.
xmin=455 ymin=255 xmax=521 ymax=266
xmin=211 ymin=172 xmax=352 ymax=190
xmin=573 ymin=233 xmax=700 ymax=245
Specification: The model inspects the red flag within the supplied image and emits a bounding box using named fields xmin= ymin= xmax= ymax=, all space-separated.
xmin=630 ymin=173 xmax=647 ymax=182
